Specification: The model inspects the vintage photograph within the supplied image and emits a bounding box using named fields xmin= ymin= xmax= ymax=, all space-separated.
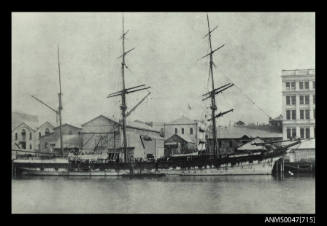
xmin=12 ymin=12 xmax=315 ymax=214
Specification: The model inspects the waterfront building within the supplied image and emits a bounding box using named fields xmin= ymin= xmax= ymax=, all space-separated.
xmin=12 ymin=122 xmax=36 ymax=151
xmin=282 ymin=69 xmax=315 ymax=140
xmin=39 ymin=123 xmax=82 ymax=155
xmin=81 ymin=115 xmax=164 ymax=161
xmin=206 ymin=125 xmax=282 ymax=155
xmin=269 ymin=115 xmax=283 ymax=132
xmin=281 ymin=68 xmax=315 ymax=162
xmin=12 ymin=112 xmax=39 ymax=152
xmin=34 ymin=121 xmax=54 ymax=151
xmin=163 ymin=116 xmax=206 ymax=151
xmin=164 ymin=134 xmax=197 ymax=156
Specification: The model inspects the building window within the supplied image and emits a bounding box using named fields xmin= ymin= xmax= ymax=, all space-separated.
xmin=175 ymin=128 xmax=178 ymax=134
xmin=68 ymin=130 xmax=72 ymax=135
xmin=305 ymin=95 xmax=309 ymax=104
xmin=313 ymin=81 xmax=315 ymax=89
xmin=21 ymin=129 xmax=26 ymax=141
xmin=39 ymin=132 xmax=41 ymax=138
xmin=181 ymin=128 xmax=184 ymax=134
xmin=305 ymin=81 xmax=309 ymax=89
xmin=15 ymin=133 xmax=18 ymax=140
xmin=286 ymin=110 xmax=291 ymax=120
xmin=291 ymin=81 xmax=296 ymax=90
xmin=300 ymin=110 xmax=304 ymax=120
xmin=229 ymin=140 xmax=233 ymax=148
xmin=299 ymin=81 xmax=303 ymax=89
xmin=218 ymin=140 xmax=222 ymax=147
xmin=300 ymin=96 xmax=304 ymax=105
xmin=292 ymin=128 xmax=296 ymax=138
xmin=292 ymin=110 xmax=296 ymax=120
xmin=286 ymin=82 xmax=290 ymax=90
xmin=286 ymin=96 xmax=290 ymax=105
xmin=300 ymin=128 xmax=305 ymax=139
xmin=291 ymin=96 xmax=296 ymax=105
xmin=313 ymin=95 xmax=315 ymax=104
xmin=30 ymin=144 xmax=32 ymax=150
xmin=30 ymin=132 xmax=32 ymax=140
xmin=45 ymin=128 xmax=50 ymax=135
xmin=287 ymin=128 xmax=291 ymax=139
xmin=190 ymin=128 xmax=193 ymax=135
xmin=306 ymin=128 xmax=310 ymax=139
xmin=305 ymin=110 xmax=310 ymax=119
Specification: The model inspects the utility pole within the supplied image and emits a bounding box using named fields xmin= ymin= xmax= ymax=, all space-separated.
xmin=107 ymin=14 xmax=151 ymax=163
xmin=57 ymin=46 xmax=64 ymax=157
xmin=200 ymin=14 xmax=233 ymax=159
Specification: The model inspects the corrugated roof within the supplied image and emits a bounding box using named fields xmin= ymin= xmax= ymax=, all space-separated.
xmin=290 ymin=139 xmax=315 ymax=150
xmin=208 ymin=126 xmax=282 ymax=139
xmin=167 ymin=116 xmax=196 ymax=125
xmin=81 ymin=115 xmax=160 ymax=133
xmin=166 ymin=134 xmax=194 ymax=143
xmin=51 ymin=135 xmax=81 ymax=148
xmin=127 ymin=120 xmax=160 ymax=133
xmin=237 ymin=138 xmax=267 ymax=151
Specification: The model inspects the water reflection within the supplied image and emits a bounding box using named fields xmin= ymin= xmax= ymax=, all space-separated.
xmin=12 ymin=175 xmax=315 ymax=214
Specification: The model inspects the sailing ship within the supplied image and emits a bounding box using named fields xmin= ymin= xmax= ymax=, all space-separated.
xmin=13 ymin=14 xmax=301 ymax=177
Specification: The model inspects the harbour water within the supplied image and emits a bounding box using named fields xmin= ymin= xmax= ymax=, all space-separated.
xmin=12 ymin=175 xmax=315 ymax=214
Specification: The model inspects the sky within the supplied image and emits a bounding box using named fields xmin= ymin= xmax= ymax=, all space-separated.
xmin=12 ymin=12 xmax=315 ymax=127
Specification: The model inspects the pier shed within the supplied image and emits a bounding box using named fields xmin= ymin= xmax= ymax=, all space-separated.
xmin=164 ymin=134 xmax=197 ymax=157
xmin=80 ymin=115 xmax=164 ymax=161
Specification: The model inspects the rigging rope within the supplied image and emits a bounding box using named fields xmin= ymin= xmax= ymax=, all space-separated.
xmin=220 ymin=75 xmax=272 ymax=119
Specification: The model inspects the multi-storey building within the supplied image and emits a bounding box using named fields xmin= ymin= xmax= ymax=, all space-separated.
xmin=281 ymin=69 xmax=315 ymax=140
xmin=163 ymin=116 xmax=206 ymax=151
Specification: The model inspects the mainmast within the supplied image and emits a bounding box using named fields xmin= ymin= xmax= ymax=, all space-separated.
xmin=200 ymin=14 xmax=234 ymax=159
xmin=107 ymin=14 xmax=151 ymax=163
xmin=57 ymin=46 xmax=64 ymax=157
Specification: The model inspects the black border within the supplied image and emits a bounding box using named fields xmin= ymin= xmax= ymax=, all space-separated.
xmin=5 ymin=8 xmax=322 ymax=224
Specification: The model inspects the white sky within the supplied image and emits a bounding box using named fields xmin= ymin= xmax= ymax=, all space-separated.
xmin=12 ymin=12 xmax=315 ymax=127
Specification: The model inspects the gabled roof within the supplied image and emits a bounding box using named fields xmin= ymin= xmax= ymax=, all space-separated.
xmin=167 ymin=116 xmax=196 ymax=125
xmin=207 ymin=126 xmax=282 ymax=139
xmin=82 ymin=115 xmax=160 ymax=133
xmin=37 ymin=121 xmax=55 ymax=130
xmin=53 ymin=123 xmax=82 ymax=130
xmin=12 ymin=111 xmax=39 ymax=130
xmin=12 ymin=122 xmax=36 ymax=132
xmin=81 ymin=114 xmax=118 ymax=127
xmin=166 ymin=134 xmax=194 ymax=144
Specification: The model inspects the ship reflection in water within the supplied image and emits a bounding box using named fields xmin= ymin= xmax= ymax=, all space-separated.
xmin=12 ymin=175 xmax=315 ymax=214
